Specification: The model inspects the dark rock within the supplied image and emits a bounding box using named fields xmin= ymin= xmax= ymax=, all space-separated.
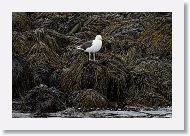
xmin=48 ymin=68 xmax=70 ymax=88
xmin=12 ymin=54 xmax=33 ymax=99
xmin=30 ymin=64 xmax=54 ymax=86
xmin=20 ymin=84 xmax=66 ymax=113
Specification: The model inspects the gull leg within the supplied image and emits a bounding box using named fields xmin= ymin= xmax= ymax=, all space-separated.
xmin=93 ymin=53 xmax=95 ymax=61
xmin=89 ymin=52 xmax=91 ymax=61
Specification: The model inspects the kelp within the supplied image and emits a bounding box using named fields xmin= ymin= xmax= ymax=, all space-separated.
xmin=12 ymin=12 xmax=31 ymax=32
xmin=60 ymin=56 xmax=130 ymax=102
xmin=48 ymin=68 xmax=70 ymax=88
xmin=27 ymin=41 xmax=63 ymax=69
xmin=125 ymin=57 xmax=172 ymax=107
xmin=20 ymin=84 xmax=66 ymax=113
xmin=12 ymin=29 xmax=65 ymax=57
xmin=12 ymin=53 xmax=34 ymax=99
xmin=138 ymin=16 xmax=172 ymax=59
xmin=70 ymin=89 xmax=109 ymax=111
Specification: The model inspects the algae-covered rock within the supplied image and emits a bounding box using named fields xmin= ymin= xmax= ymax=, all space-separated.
xmin=138 ymin=16 xmax=172 ymax=59
xmin=12 ymin=31 xmax=36 ymax=56
xmin=27 ymin=41 xmax=63 ymax=69
xmin=12 ymin=29 xmax=64 ymax=58
xmin=25 ymin=40 xmax=63 ymax=85
xmin=48 ymin=68 xmax=70 ymax=88
xmin=20 ymin=84 xmax=66 ymax=113
xmin=125 ymin=58 xmax=172 ymax=107
xmin=12 ymin=12 xmax=172 ymax=112
xmin=125 ymin=46 xmax=143 ymax=66
xmin=30 ymin=63 xmax=54 ymax=86
xmin=71 ymin=89 xmax=109 ymax=111
xmin=60 ymin=57 xmax=130 ymax=102
xmin=12 ymin=28 xmax=66 ymax=86
xmin=12 ymin=54 xmax=33 ymax=99
xmin=12 ymin=12 xmax=31 ymax=32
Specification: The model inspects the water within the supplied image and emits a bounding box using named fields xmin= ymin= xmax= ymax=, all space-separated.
xmin=12 ymin=106 xmax=172 ymax=118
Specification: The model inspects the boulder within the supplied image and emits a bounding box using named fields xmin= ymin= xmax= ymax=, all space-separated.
xmin=12 ymin=54 xmax=33 ymax=99
xmin=60 ymin=57 xmax=130 ymax=102
xmin=125 ymin=58 xmax=172 ymax=107
xmin=71 ymin=89 xmax=109 ymax=111
xmin=20 ymin=84 xmax=66 ymax=113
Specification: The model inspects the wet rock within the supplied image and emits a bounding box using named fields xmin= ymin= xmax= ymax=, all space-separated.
xmin=12 ymin=111 xmax=33 ymax=118
xmin=12 ymin=107 xmax=172 ymax=118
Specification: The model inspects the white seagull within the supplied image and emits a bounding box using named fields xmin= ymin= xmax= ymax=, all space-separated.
xmin=77 ymin=35 xmax=102 ymax=61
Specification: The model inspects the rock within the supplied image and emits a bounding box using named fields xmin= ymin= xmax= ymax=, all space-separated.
xmin=12 ymin=54 xmax=33 ymax=99
xmin=12 ymin=31 xmax=36 ymax=56
xmin=125 ymin=58 xmax=172 ymax=107
xmin=12 ymin=12 xmax=32 ymax=32
xmin=30 ymin=63 xmax=54 ymax=86
xmin=125 ymin=46 xmax=143 ymax=66
xmin=60 ymin=57 xmax=130 ymax=103
xmin=26 ymin=40 xmax=64 ymax=85
xmin=12 ymin=28 xmax=64 ymax=58
xmin=138 ymin=16 xmax=172 ymax=59
xmin=12 ymin=106 xmax=172 ymax=118
xmin=48 ymin=68 xmax=70 ymax=88
xmin=20 ymin=84 xmax=66 ymax=113
xmin=26 ymin=39 xmax=63 ymax=70
xmin=71 ymin=89 xmax=109 ymax=111
xmin=12 ymin=12 xmax=172 ymax=110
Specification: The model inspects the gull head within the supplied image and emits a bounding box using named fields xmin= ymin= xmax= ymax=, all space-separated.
xmin=95 ymin=35 xmax=102 ymax=40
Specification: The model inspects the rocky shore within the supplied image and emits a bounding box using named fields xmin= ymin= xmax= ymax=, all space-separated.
xmin=12 ymin=12 xmax=172 ymax=117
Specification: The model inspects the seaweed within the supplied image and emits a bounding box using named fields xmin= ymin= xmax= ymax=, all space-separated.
xmin=12 ymin=12 xmax=31 ymax=32
xmin=70 ymin=89 xmax=109 ymax=111
xmin=60 ymin=57 xmax=130 ymax=103
xmin=12 ymin=12 xmax=172 ymax=113
xmin=12 ymin=53 xmax=34 ymax=99
xmin=20 ymin=84 xmax=66 ymax=113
